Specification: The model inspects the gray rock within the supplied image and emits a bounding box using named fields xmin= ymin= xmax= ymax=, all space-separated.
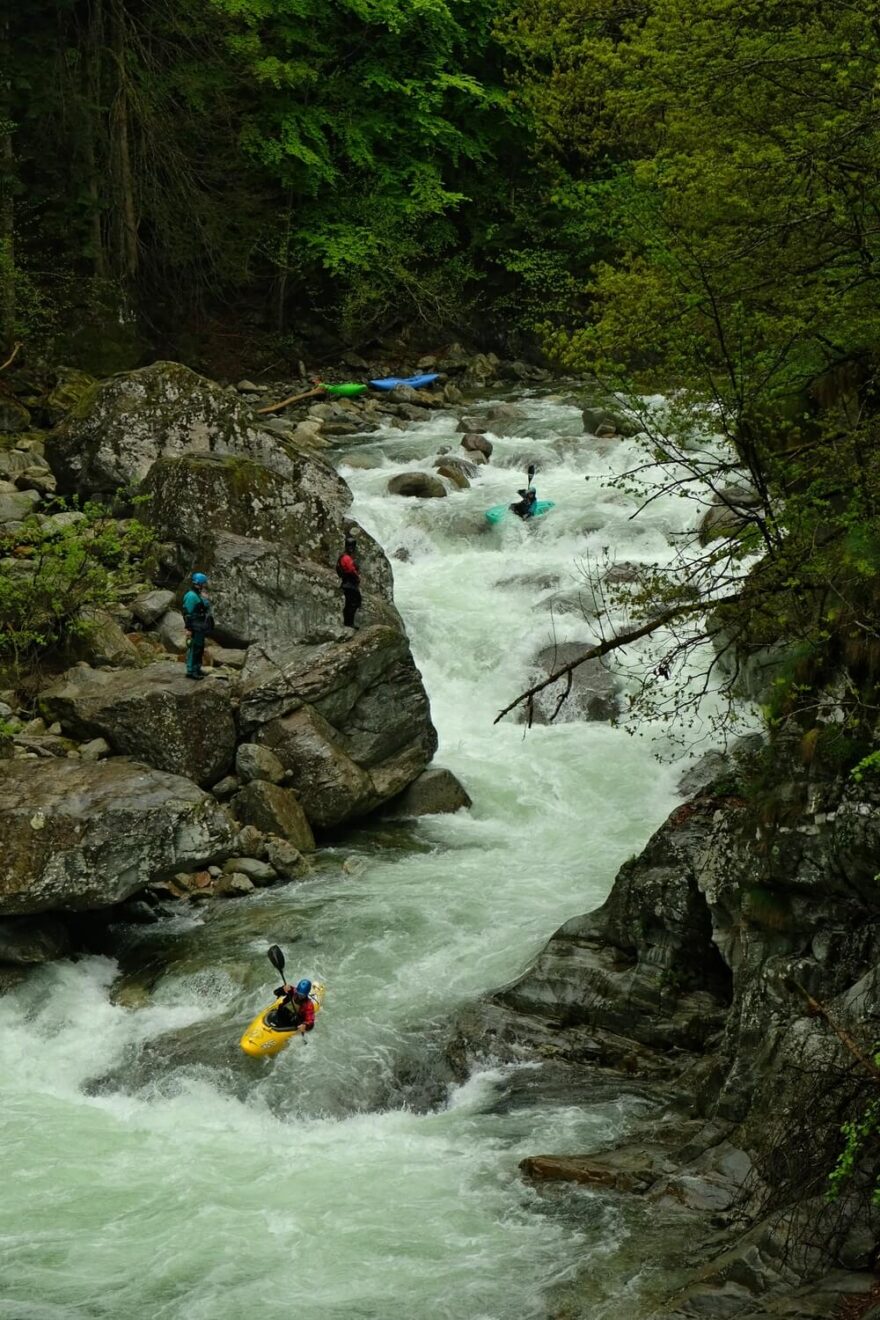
xmin=221 ymin=856 xmax=277 ymax=887
xmin=79 ymin=736 xmax=112 ymax=762
xmin=231 ymin=781 xmax=316 ymax=851
xmin=216 ymin=871 xmax=255 ymax=897
xmin=131 ymin=589 xmax=176 ymax=628
xmin=677 ymin=750 xmax=732 ymax=796
xmin=156 ymin=609 xmax=187 ymax=654
xmin=234 ymin=824 xmax=267 ymax=859
xmin=211 ymin=774 xmax=239 ymax=801
xmin=0 ymin=757 xmax=235 ymax=914
xmin=264 ymin=836 xmax=309 ymax=879
xmin=387 ymin=472 xmax=447 ymax=499
xmin=525 ymin=642 xmax=622 ymax=723
xmin=40 ymin=661 xmax=236 ymax=787
xmin=381 ymin=767 xmax=472 ymax=818
xmin=431 ymin=456 xmax=477 ymax=479
xmin=207 ymin=644 xmax=247 ymax=670
xmin=139 ymin=452 xmax=392 ymax=595
xmin=65 ymin=609 xmax=141 ymax=669
xmin=699 ymin=502 xmax=753 ymax=544
xmin=582 ymin=404 xmax=642 ymax=437
xmin=0 ymin=489 xmax=41 ymax=524
xmin=242 ymin=626 xmax=438 ymax=828
xmin=435 ymin=464 xmax=469 ymax=490
xmin=195 ymin=531 xmax=401 ymax=649
xmin=235 ymin=742 xmax=286 ymax=785
xmin=236 ymin=379 xmax=261 ymax=393
xmin=45 ymin=361 xmax=339 ymax=496
xmin=15 ymin=466 xmax=57 ymax=496
xmin=460 ymin=433 xmax=493 ymax=458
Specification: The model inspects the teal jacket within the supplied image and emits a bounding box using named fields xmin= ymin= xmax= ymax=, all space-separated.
xmin=182 ymin=589 xmax=214 ymax=634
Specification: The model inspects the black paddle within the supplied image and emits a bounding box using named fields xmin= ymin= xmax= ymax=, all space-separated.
xmin=267 ymin=944 xmax=286 ymax=987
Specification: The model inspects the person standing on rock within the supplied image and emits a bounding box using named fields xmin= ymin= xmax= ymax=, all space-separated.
xmin=335 ymin=535 xmax=362 ymax=631
xmin=181 ymin=571 xmax=215 ymax=679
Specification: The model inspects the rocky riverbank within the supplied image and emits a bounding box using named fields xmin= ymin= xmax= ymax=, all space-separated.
xmin=451 ymin=732 xmax=880 ymax=1317
xmin=1 ymin=357 xmax=501 ymax=982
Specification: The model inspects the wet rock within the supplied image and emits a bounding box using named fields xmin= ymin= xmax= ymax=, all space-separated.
xmin=699 ymin=502 xmax=754 ymax=544
xmin=130 ymin=588 xmax=175 ymax=628
xmin=582 ymin=404 xmax=642 ymax=437
xmin=40 ymin=661 xmax=236 ymax=787
xmin=0 ymin=915 xmax=71 ymax=963
xmin=221 ymin=856 xmax=277 ymax=887
xmin=387 ymin=472 xmax=447 ymax=499
xmin=520 ymin=1150 xmax=667 ymax=1192
xmin=244 ymin=627 xmax=438 ymax=829
xmin=231 ymin=780 xmax=316 ymax=851
xmin=460 ymin=433 xmax=493 ymax=459
xmin=216 ymin=871 xmax=254 ymax=897
xmin=603 ymin=561 xmax=642 ymax=585
xmin=676 ymin=750 xmax=732 ymax=796
xmin=0 ymin=757 xmax=235 ymax=914
xmin=235 ymin=743 xmax=285 ymax=785
xmin=432 ymin=455 xmax=477 ymax=479
xmin=381 ymin=767 xmax=472 ymax=818
xmin=264 ymin=836 xmax=309 ymax=879
xmin=436 ymin=464 xmax=469 ymax=490
xmin=526 ymin=642 xmax=622 ymax=723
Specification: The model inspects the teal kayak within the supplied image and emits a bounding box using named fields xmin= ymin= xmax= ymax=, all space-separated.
xmin=485 ymin=500 xmax=555 ymax=525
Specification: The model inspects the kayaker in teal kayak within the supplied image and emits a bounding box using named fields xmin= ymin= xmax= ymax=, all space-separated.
xmin=511 ymin=465 xmax=538 ymax=519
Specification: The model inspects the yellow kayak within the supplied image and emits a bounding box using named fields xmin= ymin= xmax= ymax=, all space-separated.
xmin=239 ymin=983 xmax=325 ymax=1058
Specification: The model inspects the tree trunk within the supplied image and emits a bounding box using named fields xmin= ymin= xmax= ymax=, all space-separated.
xmin=0 ymin=14 xmax=15 ymax=345
xmin=111 ymin=0 xmax=138 ymax=283
xmin=84 ymin=0 xmax=108 ymax=281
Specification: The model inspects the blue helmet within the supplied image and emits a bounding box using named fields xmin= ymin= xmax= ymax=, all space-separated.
xmin=294 ymin=979 xmax=312 ymax=999
xmin=191 ymin=572 xmax=208 ymax=586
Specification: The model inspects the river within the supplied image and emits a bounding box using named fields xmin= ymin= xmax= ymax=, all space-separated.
xmin=0 ymin=392 xmax=718 ymax=1319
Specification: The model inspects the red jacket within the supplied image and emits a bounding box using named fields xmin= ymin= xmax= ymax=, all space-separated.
xmin=336 ymin=553 xmax=360 ymax=588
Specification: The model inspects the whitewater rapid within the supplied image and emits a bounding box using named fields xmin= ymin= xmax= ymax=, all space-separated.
xmin=0 ymin=393 xmax=720 ymax=1320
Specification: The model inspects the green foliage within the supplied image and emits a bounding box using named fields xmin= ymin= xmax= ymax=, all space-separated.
xmin=0 ymin=503 xmax=155 ymax=673
xmin=828 ymin=1081 xmax=880 ymax=1206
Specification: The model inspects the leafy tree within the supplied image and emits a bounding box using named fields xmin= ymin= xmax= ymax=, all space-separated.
xmin=0 ymin=503 xmax=155 ymax=678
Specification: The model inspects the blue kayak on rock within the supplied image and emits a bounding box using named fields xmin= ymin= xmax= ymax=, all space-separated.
xmin=369 ymin=373 xmax=441 ymax=391
xmin=485 ymin=500 xmax=556 ymax=525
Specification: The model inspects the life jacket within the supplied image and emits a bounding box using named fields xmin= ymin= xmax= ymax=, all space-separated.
xmin=182 ymin=591 xmax=215 ymax=634
xmin=336 ymin=553 xmax=360 ymax=589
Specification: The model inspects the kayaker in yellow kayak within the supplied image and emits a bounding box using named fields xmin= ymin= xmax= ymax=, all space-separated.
xmin=270 ymin=978 xmax=316 ymax=1036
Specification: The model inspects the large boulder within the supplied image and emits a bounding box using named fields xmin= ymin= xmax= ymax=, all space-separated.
xmin=140 ymin=452 xmax=392 ymax=596
xmin=381 ymin=767 xmax=472 ymax=818
xmin=525 ymin=642 xmax=622 ymax=723
xmin=582 ymin=404 xmax=642 ymax=438
xmin=0 ymin=758 xmax=235 ymax=914
xmin=44 ymin=360 xmax=349 ymax=500
xmin=387 ymin=472 xmax=447 ymax=499
xmin=239 ymin=625 xmax=437 ymax=829
xmin=198 ymin=531 xmax=401 ymax=648
xmin=39 ymin=662 xmax=236 ymax=787
xmin=230 ymin=781 xmax=315 ymax=851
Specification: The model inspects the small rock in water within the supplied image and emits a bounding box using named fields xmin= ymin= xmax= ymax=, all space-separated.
xmin=265 ymin=836 xmax=308 ymax=879
xmin=222 ymin=856 xmax=277 ymax=887
xmin=216 ymin=871 xmax=255 ymax=897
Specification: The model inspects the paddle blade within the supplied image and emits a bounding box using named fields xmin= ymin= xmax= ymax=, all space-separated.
xmin=267 ymin=945 xmax=285 ymax=978
xmin=527 ymin=464 xmax=536 ymax=483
